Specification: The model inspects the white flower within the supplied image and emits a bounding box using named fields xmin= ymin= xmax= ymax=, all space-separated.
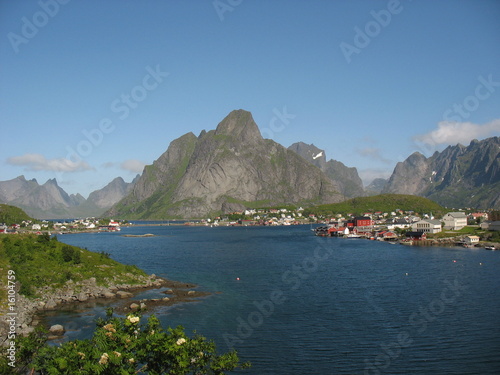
xmin=127 ymin=315 xmax=140 ymax=324
xmin=176 ymin=338 xmax=187 ymax=345
xmin=99 ymin=353 xmax=109 ymax=365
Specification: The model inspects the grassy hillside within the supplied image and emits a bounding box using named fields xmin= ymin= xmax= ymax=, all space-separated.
xmin=0 ymin=234 xmax=147 ymax=301
xmin=303 ymin=194 xmax=446 ymax=218
xmin=0 ymin=204 xmax=34 ymax=225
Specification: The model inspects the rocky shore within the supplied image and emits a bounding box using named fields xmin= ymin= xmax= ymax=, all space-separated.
xmin=0 ymin=273 xmax=208 ymax=342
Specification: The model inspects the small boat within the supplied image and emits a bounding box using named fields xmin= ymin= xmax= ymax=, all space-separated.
xmin=485 ymin=246 xmax=496 ymax=251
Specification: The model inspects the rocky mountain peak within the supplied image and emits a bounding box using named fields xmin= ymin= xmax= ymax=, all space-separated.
xmin=214 ymin=109 xmax=262 ymax=143
xmin=383 ymin=136 xmax=500 ymax=208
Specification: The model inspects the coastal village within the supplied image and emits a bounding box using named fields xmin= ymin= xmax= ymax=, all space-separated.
xmin=1 ymin=206 xmax=499 ymax=249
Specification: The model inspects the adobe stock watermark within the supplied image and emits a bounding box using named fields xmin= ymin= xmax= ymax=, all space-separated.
xmin=340 ymin=0 xmax=408 ymax=64
xmin=213 ymin=0 xmax=243 ymax=22
xmin=442 ymin=74 xmax=499 ymax=122
xmin=64 ymin=65 xmax=169 ymax=166
xmin=222 ymin=237 xmax=335 ymax=349
xmin=5 ymin=270 xmax=17 ymax=368
xmin=414 ymin=73 xmax=499 ymax=155
xmin=260 ymin=106 xmax=296 ymax=140
xmin=363 ymin=278 xmax=467 ymax=375
xmin=7 ymin=0 xmax=71 ymax=54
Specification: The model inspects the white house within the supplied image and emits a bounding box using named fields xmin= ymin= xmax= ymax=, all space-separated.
xmin=32 ymin=223 xmax=41 ymax=231
xmin=443 ymin=212 xmax=467 ymax=230
xmin=464 ymin=235 xmax=480 ymax=246
xmin=481 ymin=221 xmax=500 ymax=231
xmin=411 ymin=219 xmax=442 ymax=234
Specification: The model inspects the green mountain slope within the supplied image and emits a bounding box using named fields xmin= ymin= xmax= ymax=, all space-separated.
xmin=304 ymin=194 xmax=446 ymax=217
xmin=0 ymin=204 xmax=34 ymax=225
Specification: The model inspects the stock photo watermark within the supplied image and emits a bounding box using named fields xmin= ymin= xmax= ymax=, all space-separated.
xmin=213 ymin=0 xmax=243 ymax=22
xmin=260 ymin=106 xmax=296 ymax=140
xmin=413 ymin=73 xmax=499 ymax=154
xmin=64 ymin=65 xmax=169 ymax=165
xmin=5 ymin=270 xmax=17 ymax=368
xmin=7 ymin=0 xmax=71 ymax=54
xmin=222 ymin=238 xmax=335 ymax=349
xmin=340 ymin=0 xmax=409 ymax=64
xmin=442 ymin=74 xmax=499 ymax=122
xmin=363 ymin=278 xmax=467 ymax=375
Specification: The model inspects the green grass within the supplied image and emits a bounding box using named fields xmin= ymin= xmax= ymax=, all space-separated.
xmin=303 ymin=194 xmax=446 ymax=217
xmin=0 ymin=204 xmax=34 ymax=225
xmin=427 ymin=226 xmax=485 ymax=239
xmin=0 ymin=234 xmax=148 ymax=299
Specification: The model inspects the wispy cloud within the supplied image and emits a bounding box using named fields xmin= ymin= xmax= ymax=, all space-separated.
xmin=359 ymin=147 xmax=392 ymax=164
xmin=7 ymin=153 xmax=92 ymax=172
xmin=414 ymin=119 xmax=500 ymax=148
xmin=120 ymin=159 xmax=146 ymax=173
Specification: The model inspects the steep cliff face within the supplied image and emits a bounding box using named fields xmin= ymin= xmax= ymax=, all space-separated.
xmin=108 ymin=110 xmax=343 ymax=219
xmin=288 ymin=142 xmax=365 ymax=198
xmin=383 ymin=137 xmax=500 ymax=208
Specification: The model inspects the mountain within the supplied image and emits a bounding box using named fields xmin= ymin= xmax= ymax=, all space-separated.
xmin=0 ymin=176 xmax=82 ymax=219
xmin=108 ymin=110 xmax=344 ymax=219
xmin=288 ymin=142 xmax=365 ymax=198
xmin=0 ymin=175 xmax=137 ymax=219
xmin=365 ymin=178 xmax=388 ymax=195
xmin=382 ymin=137 xmax=500 ymax=208
xmin=86 ymin=176 xmax=139 ymax=209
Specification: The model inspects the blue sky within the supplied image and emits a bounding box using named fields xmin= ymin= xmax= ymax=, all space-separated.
xmin=1 ymin=0 xmax=499 ymax=197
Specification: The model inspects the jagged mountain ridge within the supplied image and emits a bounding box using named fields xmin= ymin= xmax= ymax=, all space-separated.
xmin=0 ymin=175 xmax=137 ymax=219
xmin=383 ymin=137 xmax=500 ymax=208
xmin=107 ymin=110 xmax=345 ymax=219
xmin=288 ymin=142 xmax=365 ymax=198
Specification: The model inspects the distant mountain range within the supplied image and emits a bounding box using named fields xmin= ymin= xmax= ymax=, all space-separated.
xmin=2 ymin=111 xmax=498 ymax=219
xmin=382 ymin=137 xmax=500 ymax=209
xmin=288 ymin=142 xmax=365 ymax=198
xmin=0 ymin=175 xmax=138 ymax=219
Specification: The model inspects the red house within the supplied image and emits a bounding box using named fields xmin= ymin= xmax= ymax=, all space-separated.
xmin=354 ymin=216 xmax=373 ymax=228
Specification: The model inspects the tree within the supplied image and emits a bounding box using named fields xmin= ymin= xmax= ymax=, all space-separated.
xmin=10 ymin=311 xmax=250 ymax=374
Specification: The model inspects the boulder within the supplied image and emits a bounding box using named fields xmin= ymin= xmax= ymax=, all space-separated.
xmin=103 ymin=292 xmax=115 ymax=299
xmin=130 ymin=303 xmax=139 ymax=310
xmin=77 ymin=292 xmax=88 ymax=302
xmin=116 ymin=291 xmax=133 ymax=299
xmin=49 ymin=324 xmax=65 ymax=335
xmin=44 ymin=299 xmax=57 ymax=310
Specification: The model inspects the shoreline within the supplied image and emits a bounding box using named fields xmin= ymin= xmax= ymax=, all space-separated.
xmin=0 ymin=274 xmax=210 ymax=343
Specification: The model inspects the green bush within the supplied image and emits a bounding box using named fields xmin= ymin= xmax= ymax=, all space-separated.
xmin=9 ymin=312 xmax=249 ymax=374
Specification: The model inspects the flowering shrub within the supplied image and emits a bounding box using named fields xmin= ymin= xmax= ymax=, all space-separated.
xmin=11 ymin=311 xmax=250 ymax=374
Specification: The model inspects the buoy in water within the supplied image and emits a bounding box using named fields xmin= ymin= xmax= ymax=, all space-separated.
xmin=236 ymin=277 xmax=240 ymax=281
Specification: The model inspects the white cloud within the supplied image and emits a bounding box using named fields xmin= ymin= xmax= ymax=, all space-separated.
xmin=414 ymin=119 xmax=500 ymax=148
xmin=7 ymin=153 xmax=92 ymax=172
xmin=120 ymin=159 xmax=146 ymax=173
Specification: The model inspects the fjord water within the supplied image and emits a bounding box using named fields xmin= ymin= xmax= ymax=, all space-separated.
xmin=54 ymin=225 xmax=500 ymax=374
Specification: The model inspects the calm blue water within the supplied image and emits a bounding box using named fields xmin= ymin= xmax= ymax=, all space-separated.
xmin=49 ymin=225 xmax=500 ymax=374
